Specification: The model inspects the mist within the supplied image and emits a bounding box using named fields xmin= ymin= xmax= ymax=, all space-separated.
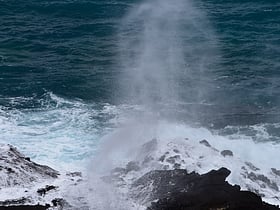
xmin=117 ymin=0 xmax=219 ymax=121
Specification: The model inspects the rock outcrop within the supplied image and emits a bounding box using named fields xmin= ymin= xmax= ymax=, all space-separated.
xmin=0 ymin=144 xmax=59 ymax=188
xmin=0 ymin=144 xmax=86 ymax=209
xmin=134 ymin=168 xmax=280 ymax=210
xmin=1 ymin=139 xmax=280 ymax=210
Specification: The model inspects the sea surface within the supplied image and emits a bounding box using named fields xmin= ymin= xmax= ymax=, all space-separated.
xmin=0 ymin=0 xmax=280 ymax=173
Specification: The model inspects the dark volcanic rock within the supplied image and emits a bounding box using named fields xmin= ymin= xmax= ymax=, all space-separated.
xmin=132 ymin=168 xmax=231 ymax=204
xmin=0 ymin=205 xmax=49 ymax=210
xmin=37 ymin=185 xmax=57 ymax=196
xmin=136 ymin=168 xmax=280 ymax=210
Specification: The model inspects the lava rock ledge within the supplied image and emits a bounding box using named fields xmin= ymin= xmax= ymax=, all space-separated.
xmin=132 ymin=167 xmax=280 ymax=210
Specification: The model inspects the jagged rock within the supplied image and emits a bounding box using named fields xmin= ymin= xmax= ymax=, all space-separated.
xmin=173 ymin=163 xmax=181 ymax=169
xmin=0 ymin=144 xmax=85 ymax=209
xmin=66 ymin=172 xmax=82 ymax=177
xmin=0 ymin=198 xmax=30 ymax=206
xmin=247 ymin=172 xmax=279 ymax=191
xmin=166 ymin=155 xmax=180 ymax=164
xmin=132 ymin=169 xmax=192 ymax=204
xmin=0 ymin=205 xmax=49 ymax=209
xmin=221 ymin=150 xmax=233 ymax=157
xmin=199 ymin=139 xmax=211 ymax=147
xmin=0 ymin=144 xmax=59 ymax=188
xmin=272 ymin=168 xmax=280 ymax=176
xmin=143 ymin=168 xmax=280 ymax=210
xmin=158 ymin=155 xmax=166 ymax=162
xmin=37 ymin=185 xmax=57 ymax=196
xmin=132 ymin=168 xmax=232 ymax=204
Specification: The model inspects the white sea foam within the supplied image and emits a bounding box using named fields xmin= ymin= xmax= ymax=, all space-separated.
xmin=0 ymin=93 xmax=108 ymax=172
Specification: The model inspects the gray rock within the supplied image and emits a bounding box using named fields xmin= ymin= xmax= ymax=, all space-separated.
xmin=199 ymin=140 xmax=211 ymax=147
xmin=132 ymin=168 xmax=231 ymax=205
xmin=245 ymin=162 xmax=260 ymax=171
xmin=271 ymin=168 xmax=280 ymax=176
xmin=173 ymin=163 xmax=181 ymax=169
xmin=0 ymin=144 xmax=85 ymax=209
xmin=0 ymin=144 xmax=59 ymax=188
xmin=66 ymin=172 xmax=82 ymax=177
xmin=166 ymin=155 xmax=180 ymax=164
xmin=248 ymin=172 xmax=279 ymax=191
xmin=221 ymin=150 xmax=233 ymax=157
xmin=173 ymin=149 xmax=180 ymax=153
xmin=158 ymin=155 xmax=166 ymax=162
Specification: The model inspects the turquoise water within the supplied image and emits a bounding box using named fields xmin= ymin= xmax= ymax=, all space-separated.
xmin=0 ymin=0 xmax=280 ymax=168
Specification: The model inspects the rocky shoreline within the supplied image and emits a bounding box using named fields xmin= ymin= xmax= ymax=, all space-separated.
xmin=144 ymin=168 xmax=280 ymax=210
xmin=0 ymin=144 xmax=85 ymax=210
xmin=0 ymin=142 xmax=280 ymax=209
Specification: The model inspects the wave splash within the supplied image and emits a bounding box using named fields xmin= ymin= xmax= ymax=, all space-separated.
xmin=118 ymin=0 xmax=218 ymax=116
xmin=86 ymin=0 xmax=280 ymax=209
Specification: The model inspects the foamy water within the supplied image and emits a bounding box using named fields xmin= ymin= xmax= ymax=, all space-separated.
xmin=1 ymin=93 xmax=280 ymax=208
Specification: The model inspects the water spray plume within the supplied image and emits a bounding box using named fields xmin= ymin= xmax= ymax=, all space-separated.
xmin=118 ymin=0 xmax=218 ymax=120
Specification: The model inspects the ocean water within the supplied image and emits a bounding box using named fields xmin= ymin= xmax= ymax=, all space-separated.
xmin=1 ymin=0 xmax=280 ymax=205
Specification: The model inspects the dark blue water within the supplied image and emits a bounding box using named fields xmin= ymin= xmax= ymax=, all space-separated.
xmin=1 ymin=0 xmax=280 ymax=151
xmin=0 ymin=0 xmax=128 ymax=104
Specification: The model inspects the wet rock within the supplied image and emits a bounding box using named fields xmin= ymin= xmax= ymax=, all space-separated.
xmin=248 ymin=172 xmax=279 ymax=191
xmin=37 ymin=185 xmax=57 ymax=196
xmin=245 ymin=161 xmax=260 ymax=171
xmin=173 ymin=149 xmax=180 ymax=153
xmin=173 ymin=163 xmax=181 ymax=169
xmin=221 ymin=150 xmax=233 ymax=157
xmin=158 ymin=155 xmax=166 ymax=162
xmin=199 ymin=139 xmax=211 ymax=147
xmin=0 ymin=144 xmax=59 ymax=188
xmin=0 ymin=144 xmax=85 ymax=209
xmin=166 ymin=155 xmax=180 ymax=164
xmin=132 ymin=169 xmax=192 ymax=203
xmin=51 ymin=198 xmax=72 ymax=209
xmin=272 ymin=168 xmax=280 ymax=176
xmin=66 ymin=172 xmax=82 ymax=177
xmin=0 ymin=198 xmax=30 ymax=206
xmin=0 ymin=205 xmax=49 ymax=210
xmin=143 ymin=168 xmax=280 ymax=210
xmin=52 ymin=198 xmax=64 ymax=207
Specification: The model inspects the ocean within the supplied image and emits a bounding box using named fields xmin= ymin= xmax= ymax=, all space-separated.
xmin=0 ymin=0 xmax=280 ymax=207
